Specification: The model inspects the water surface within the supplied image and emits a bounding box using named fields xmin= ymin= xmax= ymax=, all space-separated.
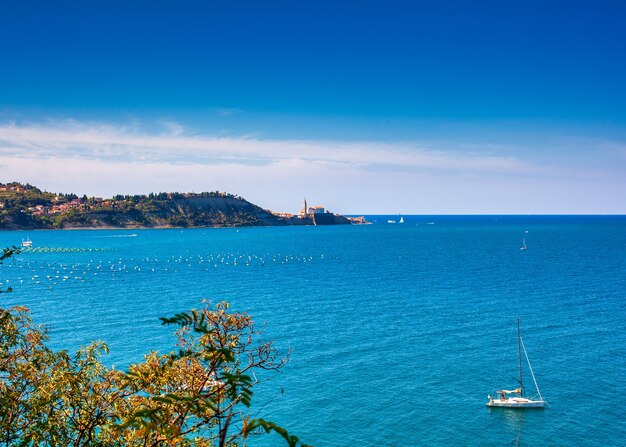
xmin=1 ymin=216 xmax=624 ymax=446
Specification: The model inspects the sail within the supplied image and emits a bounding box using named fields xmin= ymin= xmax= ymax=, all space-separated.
xmin=502 ymin=388 xmax=522 ymax=395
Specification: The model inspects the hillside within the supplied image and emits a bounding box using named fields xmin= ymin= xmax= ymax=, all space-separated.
xmin=0 ymin=182 xmax=353 ymax=229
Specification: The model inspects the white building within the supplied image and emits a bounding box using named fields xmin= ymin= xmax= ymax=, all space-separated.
xmin=308 ymin=206 xmax=325 ymax=214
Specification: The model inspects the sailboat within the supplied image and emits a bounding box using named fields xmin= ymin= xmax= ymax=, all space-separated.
xmin=399 ymin=216 xmax=404 ymax=224
xmin=520 ymin=238 xmax=527 ymax=251
xmin=487 ymin=318 xmax=545 ymax=408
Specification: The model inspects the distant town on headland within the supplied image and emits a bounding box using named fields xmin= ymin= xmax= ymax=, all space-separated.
xmin=0 ymin=182 xmax=366 ymax=230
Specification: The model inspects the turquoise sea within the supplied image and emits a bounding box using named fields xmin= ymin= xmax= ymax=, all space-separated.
xmin=1 ymin=216 xmax=625 ymax=446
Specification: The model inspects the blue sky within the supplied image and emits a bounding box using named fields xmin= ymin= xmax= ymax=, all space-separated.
xmin=1 ymin=1 xmax=625 ymax=213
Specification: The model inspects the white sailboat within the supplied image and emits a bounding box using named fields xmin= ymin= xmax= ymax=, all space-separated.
xmin=520 ymin=238 xmax=527 ymax=251
xmin=399 ymin=216 xmax=404 ymax=224
xmin=487 ymin=318 xmax=545 ymax=409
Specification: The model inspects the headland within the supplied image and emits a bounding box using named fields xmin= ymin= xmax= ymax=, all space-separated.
xmin=0 ymin=182 xmax=364 ymax=230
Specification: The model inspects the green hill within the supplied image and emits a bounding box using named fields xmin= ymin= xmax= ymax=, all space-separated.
xmin=0 ymin=182 xmax=352 ymax=229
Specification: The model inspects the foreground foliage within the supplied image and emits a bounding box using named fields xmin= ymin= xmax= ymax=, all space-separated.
xmin=0 ymin=249 xmax=310 ymax=446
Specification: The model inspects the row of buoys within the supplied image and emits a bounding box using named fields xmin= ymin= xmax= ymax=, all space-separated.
xmin=21 ymin=247 xmax=111 ymax=253
xmin=1 ymin=252 xmax=328 ymax=289
xmin=0 ymin=242 xmax=333 ymax=293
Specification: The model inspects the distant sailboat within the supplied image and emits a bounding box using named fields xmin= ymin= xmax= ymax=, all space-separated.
xmin=21 ymin=237 xmax=33 ymax=247
xmin=399 ymin=217 xmax=404 ymax=224
xmin=520 ymin=238 xmax=527 ymax=251
xmin=487 ymin=318 xmax=545 ymax=409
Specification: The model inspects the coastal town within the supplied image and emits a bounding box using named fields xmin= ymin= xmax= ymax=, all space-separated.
xmin=0 ymin=182 xmax=243 ymax=217
xmin=0 ymin=182 xmax=365 ymax=229
xmin=1 ymin=183 xmax=107 ymax=216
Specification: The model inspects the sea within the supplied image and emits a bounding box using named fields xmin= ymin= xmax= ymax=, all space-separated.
xmin=1 ymin=215 xmax=625 ymax=447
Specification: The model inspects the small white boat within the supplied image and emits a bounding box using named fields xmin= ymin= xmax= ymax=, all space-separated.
xmin=487 ymin=317 xmax=545 ymax=409
xmin=520 ymin=238 xmax=527 ymax=251
xmin=387 ymin=220 xmax=396 ymax=224
xmin=21 ymin=237 xmax=33 ymax=247
xmin=399 ymin=217 xmax=404 ymax=224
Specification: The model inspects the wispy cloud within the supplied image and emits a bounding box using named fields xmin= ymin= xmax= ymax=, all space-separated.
xmin=0 ymin=119 xmax=534 ymax=173
xmin=0 ymin=119 xmax=624 ymax=213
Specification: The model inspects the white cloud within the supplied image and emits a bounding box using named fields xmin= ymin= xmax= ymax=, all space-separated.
xmin=0 ymin=119 xmax=624 ymax=213
xmin=0 ymin=119 xmax=535 ymax=171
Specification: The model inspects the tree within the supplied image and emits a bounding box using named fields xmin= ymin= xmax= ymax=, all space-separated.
xmin=0 ymin=247 xmax=18 ymax=293
xmin=0 ymin=249 xmax=310 ymax=447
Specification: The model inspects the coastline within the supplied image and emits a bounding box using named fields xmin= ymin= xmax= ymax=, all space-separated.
xmin=0 ymin=182 xmax=365 ymax=231
xmin=5 ymin=216 xmax=367 ymax=232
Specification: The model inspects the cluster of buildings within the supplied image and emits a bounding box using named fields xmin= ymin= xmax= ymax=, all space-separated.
xmin=272 ymin=199 xmax=327 ymax=219
xmin=0 ymin=185 xmax=27 ymax=193
xmin=29 ymin=196 xmax=116 ymax=216
xmin=0 ymin=186 xmax=112 ymax=216
xmin=28 ymin=198 xmax=84 ymax=216
xmin=297 ymin=198 xmax=326 ymax=217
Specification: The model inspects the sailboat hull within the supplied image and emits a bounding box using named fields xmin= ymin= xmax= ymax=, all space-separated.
xmin=487 ymin=398 xmax=545 ymax=408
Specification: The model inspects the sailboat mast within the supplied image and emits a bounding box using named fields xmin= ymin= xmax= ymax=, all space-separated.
xmin=518 ymin=317 xmax=523 ymax=397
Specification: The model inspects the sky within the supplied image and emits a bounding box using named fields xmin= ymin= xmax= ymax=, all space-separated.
xmin=1 ymin=0 xmax=625 ymax=214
